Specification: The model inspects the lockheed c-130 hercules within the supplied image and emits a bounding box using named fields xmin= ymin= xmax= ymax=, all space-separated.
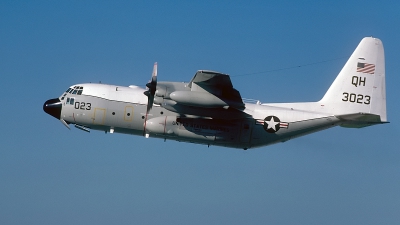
xmin=43 ymin=37 xmax=388 ymax=150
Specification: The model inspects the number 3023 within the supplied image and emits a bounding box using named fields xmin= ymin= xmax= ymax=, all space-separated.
xmin=74 ymin=102 xmax=92 ymax=110
xmin=342 ymin=92 xmax=370 ymax=105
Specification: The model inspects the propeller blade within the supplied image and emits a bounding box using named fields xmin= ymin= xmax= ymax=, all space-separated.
xmin=152 ymin=62 xmax=157 ymax=83
xmin=143 ymin=62 xmax=158 ymax=136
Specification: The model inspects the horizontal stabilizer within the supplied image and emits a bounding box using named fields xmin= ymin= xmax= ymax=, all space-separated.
xmin=336 ymin=113 xmax=388 ymax=128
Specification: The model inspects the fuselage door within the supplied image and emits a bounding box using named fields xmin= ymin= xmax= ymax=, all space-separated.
xmin=124 ymin=106 xmax=134 ymax=122
xmin=93 ymin=108 xmax=106 ymax=125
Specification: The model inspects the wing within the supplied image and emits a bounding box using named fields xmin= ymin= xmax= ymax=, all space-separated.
xmin=187 ymin=70 xmax=245 ymax=109
xmin=155 ymin=70 xmax=250 ymax=119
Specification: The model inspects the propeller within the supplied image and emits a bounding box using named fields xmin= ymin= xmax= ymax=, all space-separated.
xmin=143 ymin=62 xmax=157 ymax=136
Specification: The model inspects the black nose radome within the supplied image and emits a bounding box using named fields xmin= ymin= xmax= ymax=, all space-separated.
xmin=43 ymin=98 xmax=62 ymax=120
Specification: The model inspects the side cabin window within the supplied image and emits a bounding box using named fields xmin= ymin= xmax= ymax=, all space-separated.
xmin=66 ymin=97 xmax=70 ymax=104
xmin=70 ymin=98 xmax=74 ymax=105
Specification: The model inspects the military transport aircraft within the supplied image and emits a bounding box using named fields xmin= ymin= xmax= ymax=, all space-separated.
xmin=43 ymin=37 xmax=387 ymax=150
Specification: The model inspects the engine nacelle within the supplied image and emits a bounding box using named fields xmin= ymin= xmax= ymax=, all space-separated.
xmin=160 ymin=99 xmax=248 ymax=119
xmin=155 ymin=88 xmax=167 ymax=98
xmin=146 ymin=116 xmax=175 ymax=135
xmin=169 ymin=91 xmax=228 ymax=108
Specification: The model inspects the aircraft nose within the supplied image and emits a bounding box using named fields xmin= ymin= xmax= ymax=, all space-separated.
xmin=43 ymin=98 xmax=62 ymax=120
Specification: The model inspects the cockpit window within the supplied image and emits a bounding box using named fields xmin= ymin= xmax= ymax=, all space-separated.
xmin=66 ymin=97 xmax=70 ymax=104
xmin=68 ymin=86 xmax=84 ymax=95
xmin=70 ymin=98 xmax=74 ymax=105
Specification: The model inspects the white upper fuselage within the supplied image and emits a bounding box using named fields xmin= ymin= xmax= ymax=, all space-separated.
xmin=61 ymin=83 xmax=148 ymax=104
xmin=60 ymin=83 xmax=332 ymax=124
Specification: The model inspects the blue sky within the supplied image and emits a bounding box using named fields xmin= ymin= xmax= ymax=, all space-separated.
xmin=1 ymin=1 xmax=400 ymax=224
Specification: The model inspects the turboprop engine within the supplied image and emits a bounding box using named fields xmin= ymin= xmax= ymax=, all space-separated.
xmin=169 ymin=91 xmax=228 ymax=108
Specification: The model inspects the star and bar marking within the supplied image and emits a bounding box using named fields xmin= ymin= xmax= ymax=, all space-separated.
xmin=256 ymin=116 xmax=289 ymax=133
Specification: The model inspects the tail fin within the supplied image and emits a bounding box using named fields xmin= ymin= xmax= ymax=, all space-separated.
xmin=320 ymin=37 xmax=387 ymax=122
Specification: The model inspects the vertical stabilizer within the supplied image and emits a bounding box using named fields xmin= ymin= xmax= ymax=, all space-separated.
xmin=320 ymin=37 xmax=387 ymax=122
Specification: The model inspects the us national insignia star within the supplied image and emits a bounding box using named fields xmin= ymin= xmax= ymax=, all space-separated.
xmin=263 ymin=116 xmax=281 ymax=133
